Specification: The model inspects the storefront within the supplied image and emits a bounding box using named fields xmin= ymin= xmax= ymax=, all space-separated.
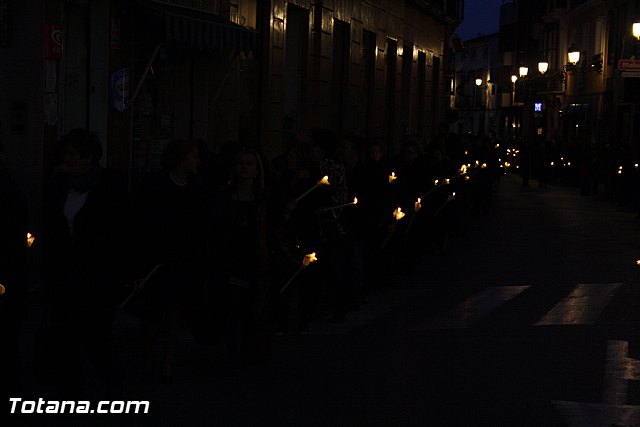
xmin=128 ymin=1 xmax=259 ymax=185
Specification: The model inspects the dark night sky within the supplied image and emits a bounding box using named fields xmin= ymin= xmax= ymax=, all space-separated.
xmin=455 ymin=0 xmax=504 ymax=41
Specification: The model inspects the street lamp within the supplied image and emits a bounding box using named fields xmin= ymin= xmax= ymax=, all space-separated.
xmin=511 ymin=75 xmax=518 ymax=84
xmin=475 ymin=78 xmax=483 ymax=87
xmin=568 ymin=44 xmax=580 ymax=65
xmin=633 ymin=22 xmax=640 ymax=40
xmin=538 ymin=61 xmax=549 ymax=75
xmin=519 ymin=66 xmax=529 ymax=78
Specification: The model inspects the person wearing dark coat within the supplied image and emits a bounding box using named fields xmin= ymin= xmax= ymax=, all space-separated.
xmin=208 ymin=147 xmax=272 ymax=368
xmin=0 ymin=142 xmax=28 ymax=423
xmin=41 ymin=129 xmax=127 ymax=398
xmin=133 ymin=138 xmax=206 ymax=383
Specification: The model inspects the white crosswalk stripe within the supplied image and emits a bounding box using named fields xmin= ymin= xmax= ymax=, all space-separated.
xmin=410 ymin=286 xmax=530 ymax=330
xmin=411 ymin=283 xmax=624 ymax=331
xmin=534 ymin=283 xmax=623 ymax=326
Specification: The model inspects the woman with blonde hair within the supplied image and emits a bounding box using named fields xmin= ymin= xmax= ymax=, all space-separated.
xmin=209 ymin=147 xmax=272 ymax=368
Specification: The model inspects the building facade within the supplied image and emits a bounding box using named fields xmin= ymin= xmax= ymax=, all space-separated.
xmin=453 ymin=32 xmax=500 ymax=136
xmin=0 ymin=0 xmax=462 ymax=237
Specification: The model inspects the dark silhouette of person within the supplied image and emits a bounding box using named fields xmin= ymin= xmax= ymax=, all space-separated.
xmin=209 ymin=148 xmax=272 ymax=368
xmin=0 ymin=141 xmax=28 ymax=423
xmin=41 ymin=129 xmax=127 ymax=398
xmin=133 ymin=139 xmax=206 ymax=383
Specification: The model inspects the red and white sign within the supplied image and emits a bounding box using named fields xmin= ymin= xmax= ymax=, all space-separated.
xmin=45 ymin=24 xmax=63 ymax=59
xmin=618 ymin=59 xmax=640 ymax=71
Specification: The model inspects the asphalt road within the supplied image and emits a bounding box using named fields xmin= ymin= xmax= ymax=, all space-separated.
xmin=14 ymin=173 xmax=640 ymax=426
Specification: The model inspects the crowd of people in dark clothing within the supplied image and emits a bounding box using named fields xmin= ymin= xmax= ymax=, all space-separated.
xmin=1 ymin=125 xmax=503 ymax=410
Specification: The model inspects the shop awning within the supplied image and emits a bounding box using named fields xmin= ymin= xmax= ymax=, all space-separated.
xmin=138 ymin=1 xmax=258 ymax=54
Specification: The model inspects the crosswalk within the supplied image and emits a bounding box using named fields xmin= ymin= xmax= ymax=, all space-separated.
xmin=411 ymin=283 xmax=626 ymax=331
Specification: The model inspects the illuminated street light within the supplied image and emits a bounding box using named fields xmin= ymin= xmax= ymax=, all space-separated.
xmin=538 ymin=61 xmax=549 ymax=74
xmin=511 ymin=75 xmax=517 ymax=83
xmin=475 ymin=78 xmax=483 ymax=87
xmin=568 ymin=44 xmax=580 ymax=65
xmin=633 ymin=22 xmax=640 ymax=40
xmin=519 ymin=66 xmax=529 ymax=77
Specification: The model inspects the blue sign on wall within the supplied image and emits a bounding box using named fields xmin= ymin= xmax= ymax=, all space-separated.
xmin=110 ymin=68 xmax=129 ymax=112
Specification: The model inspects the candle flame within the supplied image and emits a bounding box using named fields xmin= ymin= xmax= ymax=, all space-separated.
xmin=27 ymin=232 xmax=35 ymax=248
xmin=414 ymin=198 xmax=422 ymax=212
xmin=636 ymin=259 xmax=640 ymax=266
xmin=464 ymin=176 xmax=470 ymax=181
xmin=319 ymin=176 xmax=330 ymax=185
xmin=389 ymin=172 xmax=397 ymax=183
xmin=434 ymin=180 xmax=439 ymax=186
xmin=303 ymin=252 xmax=318 ymax=267
xmin=445 ymin=179 xmax=450 ymax=185
xmin=393 ymin=207 xmax=405 ymax=221
xmin=475 ymin=160 xmax=480 ymax=167
xmin=353 ymin=197 xmax=358 ymax=205
xmin=459 ymin=165 xmax=468 ymax=174
xmin=481 ymin=163 xmax=487 ymax=169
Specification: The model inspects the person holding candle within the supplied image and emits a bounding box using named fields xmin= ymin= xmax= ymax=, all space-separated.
xmin=313 ymin=129 xmax=350 ymax=322
xmin=272 ymin=139 xmax=324 ymax=335
xmin=0 ymin=140 xmax=28 ymax=419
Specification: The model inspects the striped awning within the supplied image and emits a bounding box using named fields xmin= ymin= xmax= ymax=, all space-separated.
xmin=139 ymin=1 xmax=257 ymax=54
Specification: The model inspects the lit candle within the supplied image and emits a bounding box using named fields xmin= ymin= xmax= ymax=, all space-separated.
xmin=295 ymin=176 xmax=331 ymax=202
xmin=389 ymin=172 xmax=397 ymax=183
xmin=405 ymin=199 xmax=423 ymax=236
xmin=27 ymin=232 xmax=35 ymax=248
xmin=393 ymin=207 xmax=405 ymax=221
xmin=280 ymin=252 xmax=319 ymax=294
xmin=414 ymin=198 xmax=422 ymax=212
xmin=324 ymin=197 xmax=358 ymax=212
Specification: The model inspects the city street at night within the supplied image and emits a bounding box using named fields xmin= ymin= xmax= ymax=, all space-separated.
xmin=14 ymin=173 xmax=640 ymax=426
xmin=4 ymin=1 xmax=640 ymax=426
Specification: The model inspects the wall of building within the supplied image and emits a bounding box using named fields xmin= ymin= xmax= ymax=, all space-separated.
xmin=261 ymin=0 xmax=453 ymax=160
xmin=0 ymin=0 xmax=45 ymax=230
